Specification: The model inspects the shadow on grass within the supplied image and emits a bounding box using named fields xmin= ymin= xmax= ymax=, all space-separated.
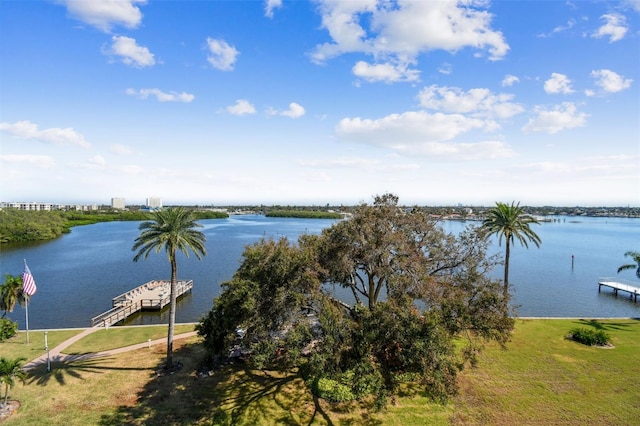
xmin=27 ymin=355 xmax=153 ymax=386
xmin=574 ymin=318 xmax=640 ymax=332
xmin=97 ymin=341 xmax=381 ymax=425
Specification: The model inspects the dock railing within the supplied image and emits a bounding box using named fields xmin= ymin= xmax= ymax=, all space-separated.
xmin=598 ymin=277 xmax=640 ymax=302
xmin=91 ymin=279 xmax=194 ymax=327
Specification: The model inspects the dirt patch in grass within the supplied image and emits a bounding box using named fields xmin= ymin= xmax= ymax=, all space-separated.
xmin=0 ymin=401 xmax=20 ymax=422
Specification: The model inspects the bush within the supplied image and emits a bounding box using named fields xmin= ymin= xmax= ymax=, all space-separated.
xmin=312 ymin=377 xmax=356 ymax=402
xmin=568 ymin=327 xmax=611 ymax=346
xmin=0 ymin=318 xmax=18 ymax=342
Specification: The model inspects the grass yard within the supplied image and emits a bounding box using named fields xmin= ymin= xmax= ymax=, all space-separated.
xmin=1 ymin=319 xmax=639 ymax=425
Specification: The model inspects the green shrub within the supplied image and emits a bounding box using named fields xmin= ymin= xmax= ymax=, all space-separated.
xmin=568 ymin=327 xmax=611 ymax=346
xmin=312 ymin=377 xmax=356 ymax=402
xmin=0 ymin=318 xmax=18 ymax=342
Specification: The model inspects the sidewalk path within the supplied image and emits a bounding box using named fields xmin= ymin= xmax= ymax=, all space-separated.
xmin=23 ymin=328 xmax=198 ymax=371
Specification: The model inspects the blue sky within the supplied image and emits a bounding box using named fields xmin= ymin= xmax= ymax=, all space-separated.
xmin=1 ymin=0 xmax=638 ymax=206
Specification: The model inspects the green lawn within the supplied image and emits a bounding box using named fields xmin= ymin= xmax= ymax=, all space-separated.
xmin=1 ymin=319 xmax=639 ymax=425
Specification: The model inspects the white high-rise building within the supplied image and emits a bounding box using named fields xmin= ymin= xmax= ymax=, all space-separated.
xmin=111 ymin=198 xmax=126 ymax=209
xmin=146 ymin=197 xmax=162 ymax=209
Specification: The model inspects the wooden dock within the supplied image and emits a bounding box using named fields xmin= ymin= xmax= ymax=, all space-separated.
xmin=91 ymin=280 xmax=193 ymax=327
xmin=598 ymin=277 xmax=640 ymax=303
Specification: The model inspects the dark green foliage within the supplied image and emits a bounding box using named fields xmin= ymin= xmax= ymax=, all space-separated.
xmin=0 ymin=208 xmax=227 ymax=244
xmin=568 ymin=327 xmax=611 ymax=346
xmin=0 ymin=209 xmax=67 ymax=243
xmin=617 ymin=250 xmax=640 ymax=279
xmin=199 ymin=193 xmax=513 ymax=408
xmin=0 ymin=319 xmax=18 ymax=342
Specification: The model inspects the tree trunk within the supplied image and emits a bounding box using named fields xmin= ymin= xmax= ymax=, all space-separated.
xmin=503 ymin=240 xmax=511 ymax=299
xmin=167 ymin=253 xmax=178 ymax=369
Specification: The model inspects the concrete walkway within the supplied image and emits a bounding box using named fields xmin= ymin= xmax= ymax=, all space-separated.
xmin=23 ymin=328 xmax=198 ymax=371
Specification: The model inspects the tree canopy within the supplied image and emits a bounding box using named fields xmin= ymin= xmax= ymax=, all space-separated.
xmin=198 ymin=194 xmax=513 ymax=406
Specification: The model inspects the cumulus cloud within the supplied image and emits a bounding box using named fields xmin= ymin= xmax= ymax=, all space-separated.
xmin=0 ymin=120 xmax=90 ymax=148
xmin=282 ymin=102 xmax=306 ymax=118
xmin=335 ymin=110 xmax=514 ymax=160
xmin=226 ymin=99 xmax=256 ymax=116
xmin=418 ymin=85 xmax=524 ymax=119
xmin=104 ymin=36 xmax=155 ymax=67
xmin=592 ymin=14 xmax=628 ymax=42
xmin=206 ymin=37 xmax=239 ymax=71
xmin=544 ymin=73 xmax=574 ymax=94
xmin=269 ymin=102 xmax=306 ymax=118
xmin=0 ymin=154 xmax=55 ymax=168
xmin=310 ymin=1 xmax=509 ymax=83
xmin=59 ymin=0 xmax=146 ymax=32
xmin=502 ymin=74 xmax=520 ymax=87
xmin=265 ymin=0 xmax=282 ymax=18
xmin=590 ymin=69 xmax=633 ymax=93
xmin=522 ymin=102 xmax=588 ymax=134
xmin=126 ymin=88 xmax=194 ymax=102
xmin=352 ymin=60 xmax=420 ymax=83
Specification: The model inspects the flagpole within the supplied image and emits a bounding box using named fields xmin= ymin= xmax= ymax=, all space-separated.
xmin=25 ymin=298 xmax=30 ymax=344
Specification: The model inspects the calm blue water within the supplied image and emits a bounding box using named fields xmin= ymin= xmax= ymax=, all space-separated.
xmin=0 ymin=215 xmax=638 ymax=329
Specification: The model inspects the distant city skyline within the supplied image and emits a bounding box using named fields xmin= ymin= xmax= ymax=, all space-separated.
xmin=1 ymin=1 xmax=638 ymax=207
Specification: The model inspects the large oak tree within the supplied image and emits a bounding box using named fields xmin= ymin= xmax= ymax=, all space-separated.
xmin=199 ymin=194 xmax=513 ymax=404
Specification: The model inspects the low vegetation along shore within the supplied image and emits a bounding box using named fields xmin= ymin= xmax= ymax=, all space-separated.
xmin=1 ymin=319 xmax=639 ymax=425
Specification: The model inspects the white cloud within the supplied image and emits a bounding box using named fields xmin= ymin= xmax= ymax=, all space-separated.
xmin=544 ymin=73 xmax=574 ymax=94
xmin=438 ymin=63 xmax=452 ymax=75
xmin=206 ymin=37 xmax=239 ymax=71
xmin=126 ymin=88 xmax=194 ymax=102
xmin=282 ymin=102 xmax=306 ymax=118
xmin=310 ymin=1 xmax=509 ymax=82
xmin=352 ymin=60 xmax=420 ymax=83
xmin=502 ymin=74 xmax=520 ymax=87
xmin=590 ymin=69 xmax=633 ymax=93
xmin=105 ymin=36 xmax=155 ymax=67
xmin=109 ymin=143 xmax=134 ymax=155
xmin=522 ymin=102 xmax=588 ymax=134
xmin=0 ymin=154 xmax=55 ymax=168
xmin=270 ymin=102 xmax=306 ymax=118
xmin=59 ymin=0 xmax=146 ymax=32
xmin=298 ymin=157 xmax=420 ymax=172
xmin=592 ymin=14 xmax=628 ymax=42
xmin=625 ymin=0 xmax=640 ymax=12
xmin=265 ymin=0 xmax=282 ymax=18
xmin=418 ymin=85 xmax=524 ymax=119
xmin=538 ymin=18 xmax=576 ymax=38
xmin=226 ymin=99 xmax=256 ymax=116
xmin=88 ymin=155 xmax=106 ymax=166
xmin=335 ymin=110 xmax=513 ymax=160
xmin=0 ymin=120 xmax=90 ymax=148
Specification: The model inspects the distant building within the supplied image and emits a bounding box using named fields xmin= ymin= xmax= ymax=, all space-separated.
xmin=111 ymin=198 xmax=126 ymax=210
xmin=146 ymin=197 xmax=162 ymax=209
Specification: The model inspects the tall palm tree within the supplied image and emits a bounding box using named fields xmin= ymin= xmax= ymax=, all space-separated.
xmin=481 ymin=201 xmax=541 ymax=297
xmin=0 ymin=275 xmax=28 ymax=318
xmin=0 ymin=356 xmax=27 ymax=407
xmin=132 ymin=207 xmax=206 ymax=368
xmin=617 ymin=251 xmax=640 ymax=279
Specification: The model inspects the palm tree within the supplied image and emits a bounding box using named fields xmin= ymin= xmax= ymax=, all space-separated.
xmin=132 ymin=207 xmax=207 ymax=368
xmin=617 ymin=251 xmax=640 ymax=279
xmin=481 ymin=201 xmax=542 ymax=298
xmin=0 ymin=275 xmax=28 ymax=318
xmin=0 ymin=356 xmax=27 ymax=407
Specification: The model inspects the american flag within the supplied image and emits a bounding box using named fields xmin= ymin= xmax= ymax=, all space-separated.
xmin=22 ymin=260 xmax=37 ymax=296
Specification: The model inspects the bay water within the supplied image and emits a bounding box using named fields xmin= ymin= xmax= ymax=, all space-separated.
xmin=0 ymin=214 xmax=638 ymax=329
